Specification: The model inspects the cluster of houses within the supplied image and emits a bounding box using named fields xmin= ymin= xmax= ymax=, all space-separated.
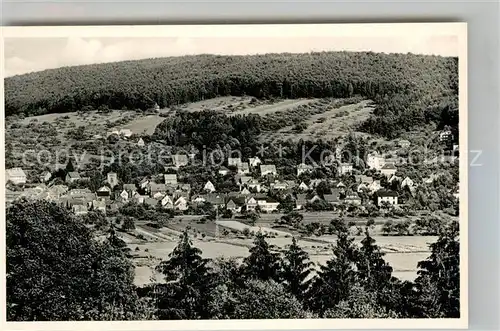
xmin=5 ymin=129 xmax=460 ymax=217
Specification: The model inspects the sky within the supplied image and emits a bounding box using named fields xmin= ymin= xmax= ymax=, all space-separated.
xmin=3 ymin=24 xmax=461 ymax=77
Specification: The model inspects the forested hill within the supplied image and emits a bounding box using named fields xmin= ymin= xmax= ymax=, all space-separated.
xmin=5 ymin=52 xmax=457 ymax=119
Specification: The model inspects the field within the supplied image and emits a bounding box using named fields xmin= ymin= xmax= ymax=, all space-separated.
xmin=274 ymin=100 xmax=374 ymax=141
xmin=125 ymin=217 xmax=437 ymax=286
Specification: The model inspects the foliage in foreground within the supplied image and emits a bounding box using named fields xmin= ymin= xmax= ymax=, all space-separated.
xmin=7 ymin=200 xmax=460 ymax=320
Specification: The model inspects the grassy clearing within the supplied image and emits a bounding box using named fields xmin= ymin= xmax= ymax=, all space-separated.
xmin=272 ymin=100 xmax=374 ymax=141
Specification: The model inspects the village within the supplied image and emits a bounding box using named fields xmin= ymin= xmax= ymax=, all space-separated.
xmin=5 ymin=126 xmax=459 ymax=226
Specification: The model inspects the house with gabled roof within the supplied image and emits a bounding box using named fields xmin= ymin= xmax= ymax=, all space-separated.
xmin=271 ymin=181 xmax=288 ymax=190
xmin=401 ymin=176 xmax=414 ymax=189
xmin=309 ymin=195 xmax=323 ymax=204
xmin=174 ymin=196 xmax=188 ymax=211
xmin=380 ymin=163 xmax=397 ymax=177
xmin=376 ymin=190 xmax=399 ymax=207
xmin=107 ymin=172 xmax=118 ymax=188
xmin=123 ymin=183 xmax=137 ymax=193
xmin=137 ymin=138 xmax=145 ymax=147
xmin=218 ymin=166 xmax=230 ymax=176
xmin=226 ymin=197 xmax=246 ymax=213
xmin=97 ymin=186 xmax=111 ymax=197
xmin=240 ymin=187 xmax=251 ymax=195
xmin=246 ymin=196 xmax=258 ymax=211
xmin=119 ymin=189 xmax=129 ymax=201
xmin=65 ymin=172 xmax=81 ymax=183
xmin=260 ymin=164 xmax=277 ymax=177
xmin=299 ymin=181 xmax=309 ymax=191
xmin=204 ymin=180 xmax=216 ymax=193
xmin=160 ymin=195 xmax=174 ymax=209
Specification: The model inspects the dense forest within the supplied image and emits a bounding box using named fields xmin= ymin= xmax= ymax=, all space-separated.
xmin=5 ymin=51 xmax=458 ymax=138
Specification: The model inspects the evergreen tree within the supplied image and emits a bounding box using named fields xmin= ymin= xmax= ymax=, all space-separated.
xmin=65 ymin=158 xmax=75 ymax=172
xmin=356 ymin=228 xmax=394 ymax=292
xmin=155 ymin=231 xmax=214 ymax=319
xmin=281 ymin=237 xmax=315 ymax=301
xmin=242 ymin=231 xmax=281 ymax=282
xmin=307 ymin=228 xmax=358 ymax=315
xmin=413 ymin=221 xmax=460 ymax=318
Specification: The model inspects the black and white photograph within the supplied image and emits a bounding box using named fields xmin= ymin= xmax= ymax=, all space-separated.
xmin=1 ymin=23 xmax=467 ymax=329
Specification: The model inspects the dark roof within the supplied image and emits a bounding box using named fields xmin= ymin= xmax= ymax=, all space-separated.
xmin=376 ymin=190 xmax=398 ymax=197
xmin=381 ymin=163 xmax=397 ymax=170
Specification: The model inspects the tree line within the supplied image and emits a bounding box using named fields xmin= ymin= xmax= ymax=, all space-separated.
xmin=7 ymin=199 xmax=460 ymax=321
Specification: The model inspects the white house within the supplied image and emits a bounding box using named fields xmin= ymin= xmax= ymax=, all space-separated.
xmin=107 ymin=172 xmax=119 ymax=188
xmin=376 ymin=190 xmax=399 ymax=207
xmin=380 ymin=163 xmax=397 ymax=177
xmin=164 ymin=174 xmax=178 ymax=186
xmin=257 ymin=198 xmax=280 ymax=212
xmin=249 ymin=157 xmax=262 ymax=168
xmin=228 ymin=157 xmax=242 ymax=167
xmin=401 ymin=177 xmax=414 ymax=189
xmin=120 ymin=129 xmax=133 ymax=138
xmin=366 ymin=152 xmax=385 ymax=170
xmin=240 ymin=187 xmax=251 ymax=195
xmin=246 ymin=197 xmax=258 ymax=211
xmin=337 ymin=163 xmax=353 ymax=175
xmin=260 ymin=164 xmax=277 ymax=177
xmin=299 ymin=181 xmax=309 ymax=191
xmin=161 ymin=195 xmax=174 ymax=209
xmin=297 ymin=163 xmax=313 ymax=176
xmin=137 ymin=138 xmax=145 ymax=147
xmin=120 ymin=190 xmax=129 ymax=201
xmin=204 ymin=181 xmax=216 ymax=193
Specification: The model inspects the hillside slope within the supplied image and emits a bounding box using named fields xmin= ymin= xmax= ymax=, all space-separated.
xmin=5 ymin=52 xmax=456 ymax=113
